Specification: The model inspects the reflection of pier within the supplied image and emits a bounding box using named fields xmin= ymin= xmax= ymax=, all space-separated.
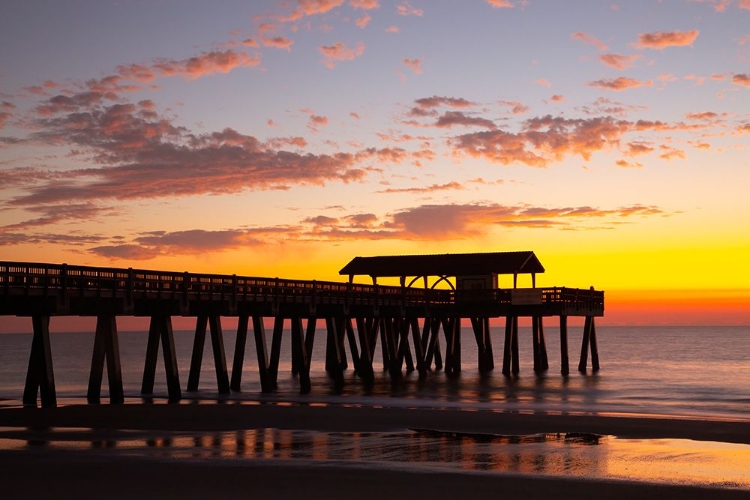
xmin=9 ymin=427 xmax=607 ymax=478
xmin=0 ymin=251 xmax=603 ymax=408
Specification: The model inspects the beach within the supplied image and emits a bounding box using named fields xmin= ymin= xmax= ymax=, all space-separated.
xmin=2 ymin=402 xmax=750 ymax=499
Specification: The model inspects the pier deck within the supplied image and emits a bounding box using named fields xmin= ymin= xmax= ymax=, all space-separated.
xmin=0 ymin=259 xmax=604 ymax=408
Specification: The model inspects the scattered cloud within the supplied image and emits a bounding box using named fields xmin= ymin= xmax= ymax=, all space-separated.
xmin=599 ymin=53 xmax=642 ymax=69
xmin=635 ymin=30 xmax=699 ymax=50
xmin=397 ymin=1 xmax=424 ymax=16
xmin=350 ymin=0 xmax=380 ymax=9
xmin=262 ymin=36 xmax=294 ymax=51
xmin=732 ymin=73 xmax=750 ymax=87
xmin=414 ymin=96 xmax=474 ymax=109
xmin=403 ymin=58 xmax=423 ymax=74
xmin=435 ymin=111 xmax=497 ymax=129
xmin=355 ymin=14 xmax=372 ymax=28
xmin=588 ymin=77 xmax=653 ymax=91
xmin=377 ymin=181 xmax=464 ymax=194
xmin=550 ymin=94 xmax=565 ymax=102
xmin=319 ymin=41 xmax=366 ymax=68
xmin=451 ymin=115 xmax=631 ymax=167
xmin=486 ymin=0 xmax=514 ymax=8
xmin=534 ymin=78 xmax=552 ymax=87
xmin=571 ymin=32 xmax=609 ymax=51
xmin=659 ymin=145 xmax=687 ymax=160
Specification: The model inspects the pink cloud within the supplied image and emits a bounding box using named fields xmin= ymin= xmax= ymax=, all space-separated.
xmin=435 ymin=111 xmax=496 ymax=129
xmin=535 ymin=78 xmax=552 ymax=87
xmin=414 ymin=96 xmax=474 ymax=109
xmin=741 ymin=0 xmax=750 ymax=9
xmin=486 ymin=0 xmax=514 ymax=7
xmin=550 ymin=94 xmax=565 ymax=102
xmin=571 ymin=32 xmax=609 ymax=51
xmin=152 ymin=50 xmax=261 ymax=79
xmin=403 ymin=58 xmax=423 ymax=74
xmin=377 ymin=181 xmax=464 ymax=194
xmin=397 ymin=1 xmax=424 ymax=16
xmin=319 ymin=42 xmax=366 ymax=68
xmin=599 ymin=53 xmax=642 ymax=69
xmin=10 ymin=102 xmax=369 ymax=207
xmin=308 ymin=114 xmax=329 ymax=131
xmin=355 ymin=14 xmax=372 ymax=28
xmin=262 ymin=36 xmax=294 ymax=50
xmin=242 ymin=38 xmax=259 ymax=47
xmin=659 ymin=145 xmax=686 ymax=160
xmin=499 ymin=100 xmax=529 ymax=114
xmin=273 ymin=0 xmax=346 ymax=22
xmin=588 ymin=77 xmax=653 ymax=91
xmin=350 ymin=0 xmax=380 ymax=8
xmin=451 ymin=115 xmax=631 ymax=167
xmin=385 ymin=25 xmax=400 ymax=33
xmin=635 ymin=30 xmax=699 ymax=50
xmin=732 ymin=73 xmax=750 ymax=87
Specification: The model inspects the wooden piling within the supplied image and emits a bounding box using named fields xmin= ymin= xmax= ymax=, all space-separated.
xmin=187 ymin=315 xmax=208 ymax=391
xmin=559 ymin=315 xmax=569 ymax=376
xmin=590 ymin=317 xmax=600 ymax=372
xmin=87 ymin=315 xmax=124 ymax=404
xmin=511 ymin=316 xmax=519 ymax=375
xmin=141 ymin=315 xmax=181 ymax=402
xmin=230 ymin=315 xmax=249 ymax=392
xmin=252 ymin=315 xmax=273 ymax=392
xmin=578 ymin=316 xmax=592 ymax=373
xmin=269 ymin=316 xmax=284 ymax=388
xmin=355 ymin=317 xmax=375 ymax=384
xmin=23 ymin=315 xmax=56 ymax=408
xmin=502 ymin=315 xmax=513 ymax=376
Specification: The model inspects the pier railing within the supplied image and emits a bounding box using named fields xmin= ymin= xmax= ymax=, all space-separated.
xmin=0 ymin=261 xmax=603 ymax=314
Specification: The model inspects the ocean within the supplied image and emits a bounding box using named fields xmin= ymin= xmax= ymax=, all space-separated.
xmin=1 ymin=324 xmax=749 ymax=420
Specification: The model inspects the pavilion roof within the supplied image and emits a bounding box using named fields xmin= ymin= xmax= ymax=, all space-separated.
xmin=339 ymin=251 xmax=544 ymax=278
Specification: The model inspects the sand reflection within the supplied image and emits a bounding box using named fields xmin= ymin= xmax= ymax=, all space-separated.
xmin=1 ymin=427 xmax=749 ymax=489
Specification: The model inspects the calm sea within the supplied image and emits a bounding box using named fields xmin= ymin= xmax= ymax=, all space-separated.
xmin=1 ymin=325 xmax=749 ymax=420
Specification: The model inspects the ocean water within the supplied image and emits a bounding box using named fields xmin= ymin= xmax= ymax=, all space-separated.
xmin=1 ymin=324 xmax=749 ymax=420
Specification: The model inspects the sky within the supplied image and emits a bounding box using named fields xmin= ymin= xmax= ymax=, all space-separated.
xmin=0 ymin=0 xmax=748 ymax=326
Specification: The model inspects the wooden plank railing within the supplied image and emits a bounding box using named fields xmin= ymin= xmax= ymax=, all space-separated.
xmin=0 ymin=261 xmax=604 ymax=312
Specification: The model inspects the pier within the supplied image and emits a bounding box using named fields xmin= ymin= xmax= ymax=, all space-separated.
xmin=0 ymin=252 xmax=603 ymax=408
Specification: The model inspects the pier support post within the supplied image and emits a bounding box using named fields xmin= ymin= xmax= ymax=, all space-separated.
xmin=87 ymin=314 xmax=124 ymax=404
xmin=578 ymin=316 xmax=600 ymax=373
xmin=410 ymin=318 xmax=427 ymax=376
xmin=252 ymin=315 xmax=274 ymax=392
xmin=382 ymin=317 xmax=402 ymax=381
xmin=325 ymin=317 xmax=345 ymax=388
xmin=532 ymin=316 xmax=549 ymax=373
xmin=230 ymin=315 xmax=249 ymax=392
xmin=269 ymin=316 xmax=284 ymax=388
xmin=345 ymin=318 xmax=361 ymax=375
xmin=187 ymin=314 xmax=230 ymax=394
xmin=502 ymin=316 xmax=519 ymax=376
xmin=292 ymin=317 xmax=317 ymax=393
xmin=511 ymin=316 xmax=519 ymax=375
xmin=141 ymin=315 xmax=181 ymax=402
xmin=443 ymin=317 xmax=461 ymax=375
xmin=559 ymin=315 xmax=569 ymax=376
xmin=355 ymin=317 xmax=375 ymax=385
xmin=23 ymin=315 xmax=56 ymax=408
xmin=471 ymin=317 xmax=494 ymax=375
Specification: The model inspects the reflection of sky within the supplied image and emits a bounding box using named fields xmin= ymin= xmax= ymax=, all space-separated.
xmin=2 ymin=427 xmax=749 ymax=489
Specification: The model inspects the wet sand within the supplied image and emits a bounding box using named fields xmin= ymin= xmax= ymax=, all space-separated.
xmin=2 ymin=403 xmax=750 ymax=499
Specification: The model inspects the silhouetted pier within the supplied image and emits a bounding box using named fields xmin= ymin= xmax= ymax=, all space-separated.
xmin=0 ymin=252 xmax=603 ymax=408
